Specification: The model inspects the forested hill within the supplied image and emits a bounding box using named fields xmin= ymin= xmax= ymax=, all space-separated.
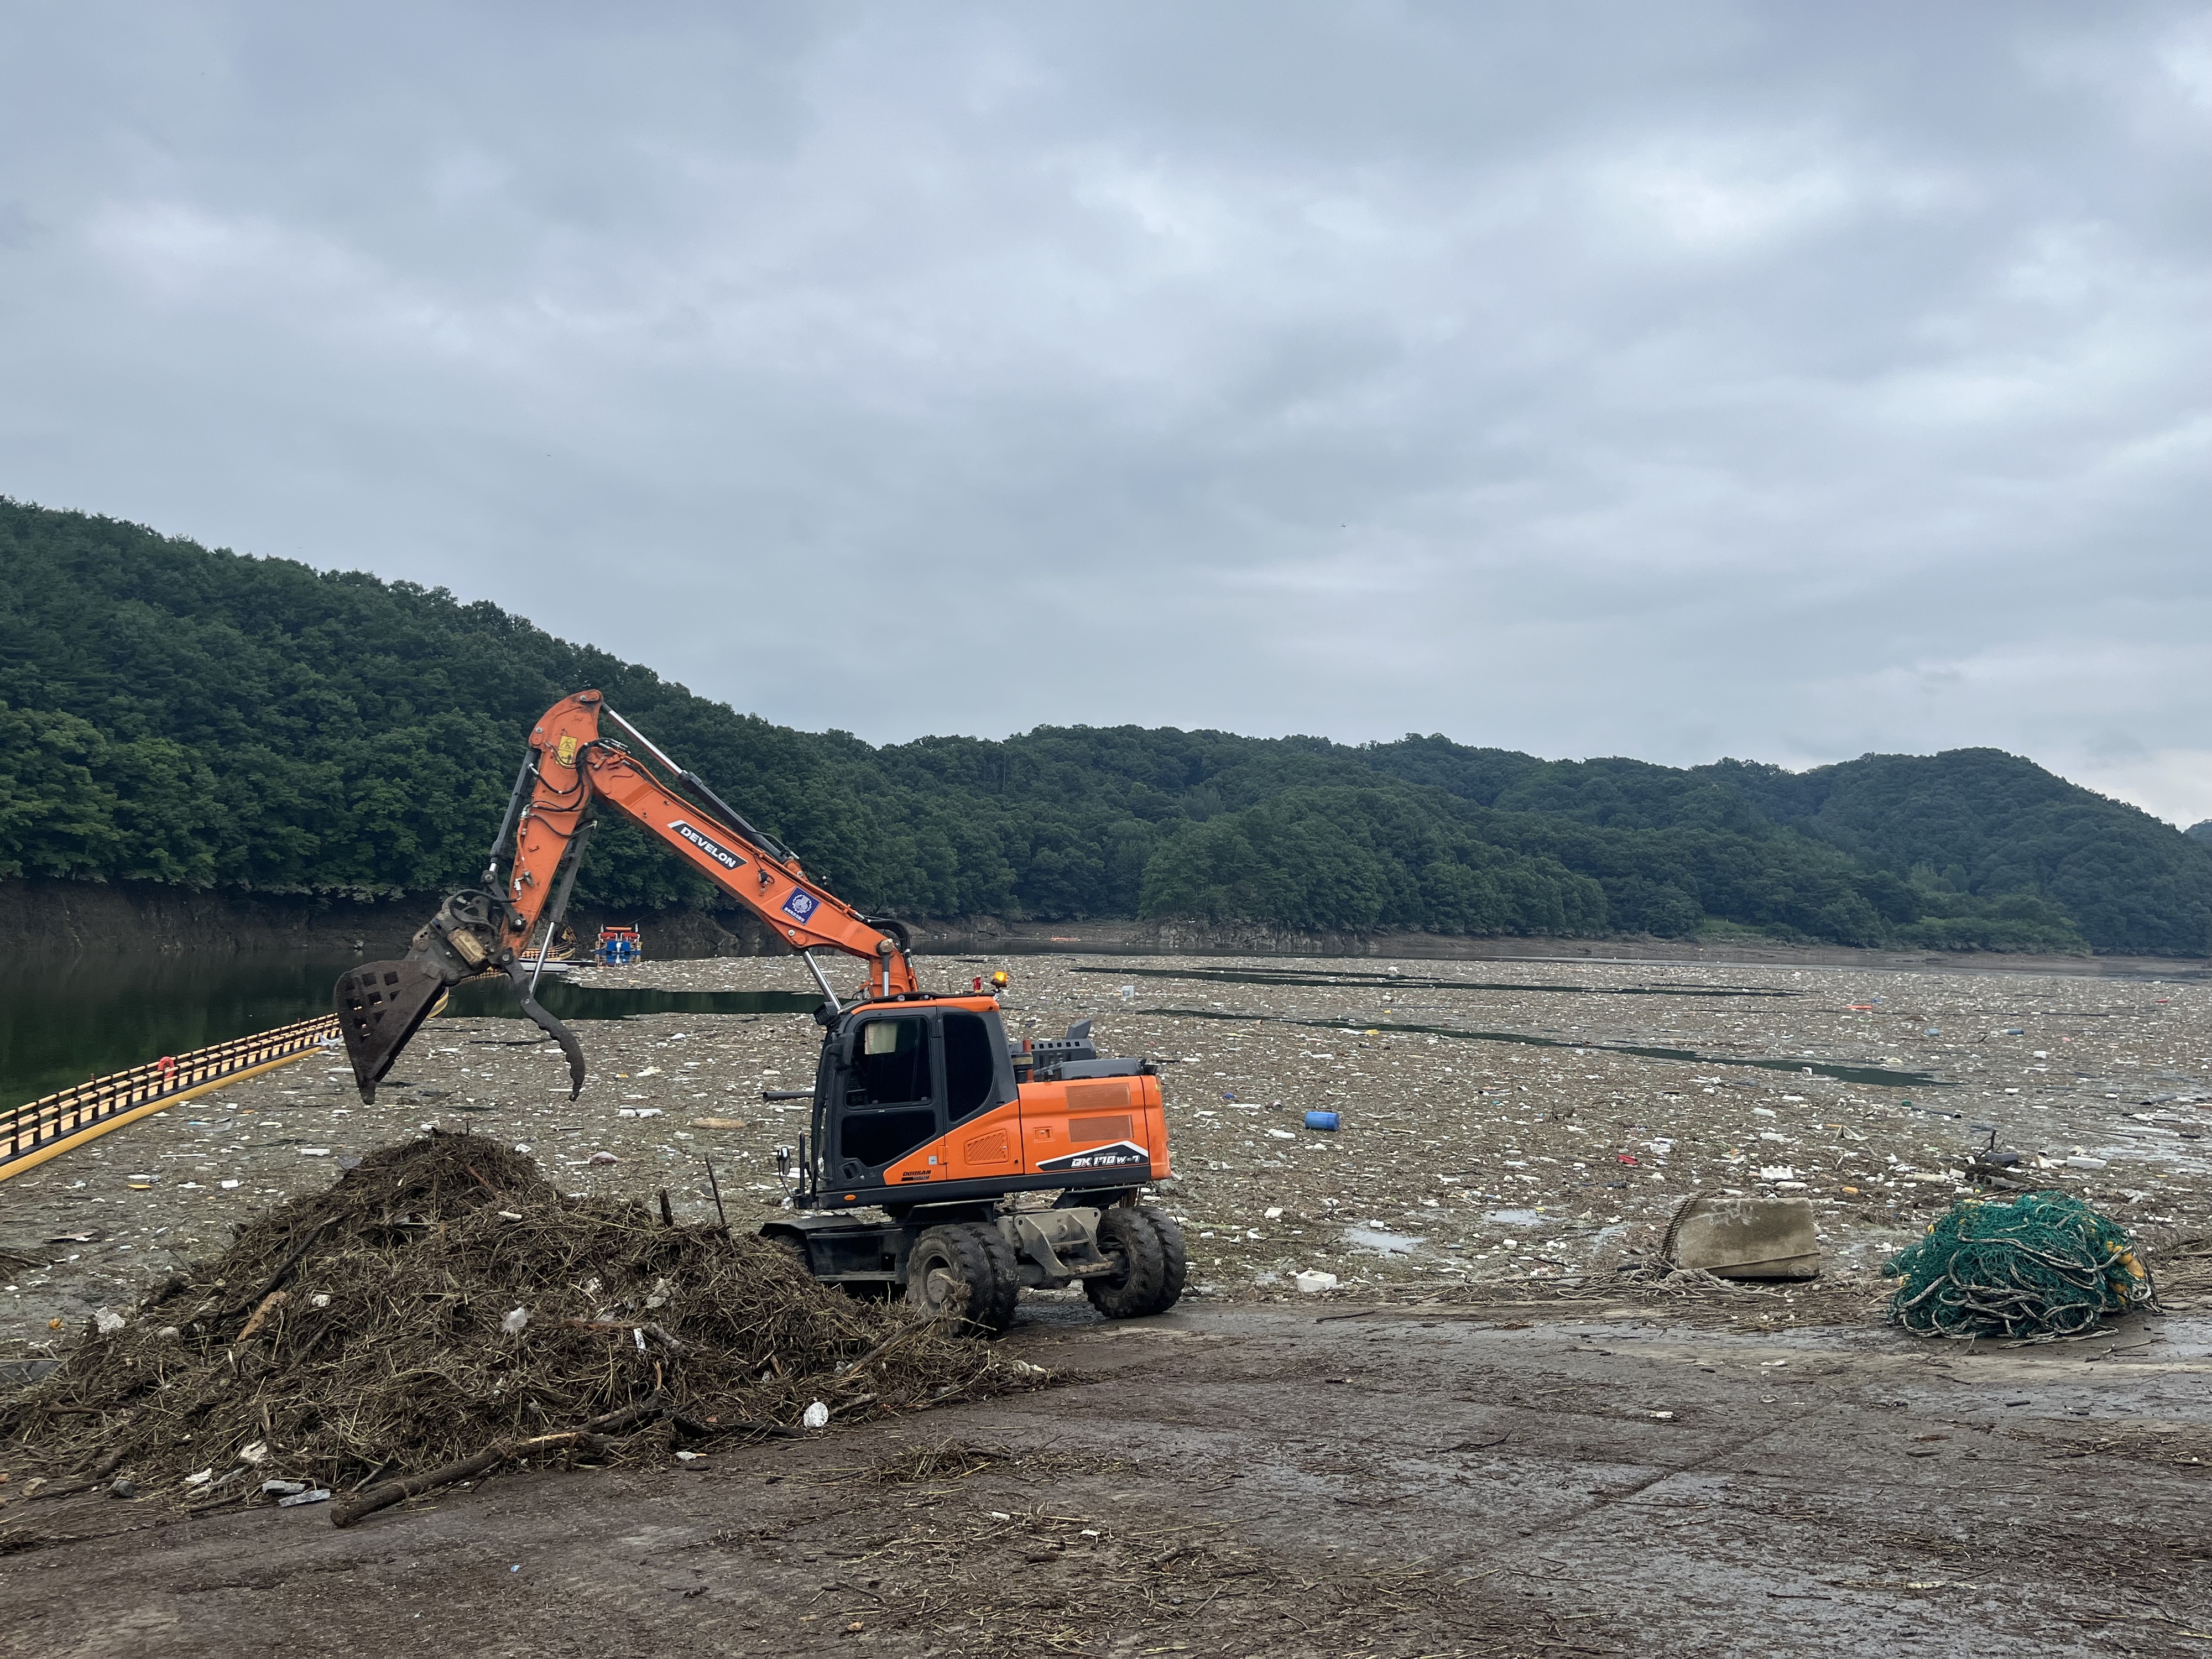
xmin=4 ymin=498 xmax=2209 ymax=956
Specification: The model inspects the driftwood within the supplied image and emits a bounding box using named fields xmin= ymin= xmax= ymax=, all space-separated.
xmin=557 ymin=1318 xmax=691 ymax=1356
xmin=327 ymin=1383 xmax=842 ymax=1525
xmin=330 ymin=1400 xmax=663 ymax=1528
xmin=3 ymin=1135 xmax=1023 ymax=1515
xmin=703 ymin=1157 xmax=729 ymax=1232
xmin=836 ymin=1318 xmax=938 ymax=1378
xmin=328 ymin=1433 xmax=593 ymax=1527
xmin=30 ymin=1445 xmax=130 ymax=1500
xmin=237 ymin=1291 xmax=289 ymax=1340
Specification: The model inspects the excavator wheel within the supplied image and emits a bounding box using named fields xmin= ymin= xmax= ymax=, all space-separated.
xmin=1084 ymin=1207 xmax=1168 ymax=1320
xmin=906 ymin=1223 xmax=1019 ymax=1334
xmin=1145 ymin=1207 xmax=1189 ymax=1314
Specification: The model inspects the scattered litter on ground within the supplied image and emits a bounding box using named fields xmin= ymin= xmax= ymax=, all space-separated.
xmin=6 ymin=950 xmax=2209 ymax=1347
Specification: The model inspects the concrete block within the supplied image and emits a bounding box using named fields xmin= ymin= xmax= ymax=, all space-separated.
xmin=1666 ymin=1195 xmax=1820 ymax=1280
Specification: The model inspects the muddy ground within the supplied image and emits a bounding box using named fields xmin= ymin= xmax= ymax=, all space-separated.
xmin=2 ymin=950 xmax=2209 ymax=1655
xmin=4 ymin=1293 xmax=2209 ymax=1658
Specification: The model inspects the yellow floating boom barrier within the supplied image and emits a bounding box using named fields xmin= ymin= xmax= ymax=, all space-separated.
xmin=0 ymin=1014 xmax=341 ymax=1182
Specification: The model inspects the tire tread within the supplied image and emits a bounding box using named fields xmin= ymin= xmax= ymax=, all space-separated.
xmin=1085 ymin=1207 xmax=1167 ymax=1319
xmin=1144 ymin=1208 xmax=1188 ymax=1314
xmin=906 ymin=1222 xmax=1019 ymax=1335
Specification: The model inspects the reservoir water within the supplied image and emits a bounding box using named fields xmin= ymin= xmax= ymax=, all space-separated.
xmin=0 ymin=953 xmax=363 ymax=1108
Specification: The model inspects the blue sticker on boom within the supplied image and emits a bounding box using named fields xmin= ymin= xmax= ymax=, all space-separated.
xmin=781 ymin=888 xmax=820 ymax=924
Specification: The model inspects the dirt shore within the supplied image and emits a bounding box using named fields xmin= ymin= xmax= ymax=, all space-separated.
xmin=4 ymin=1293 xmax=2208 ymax=1658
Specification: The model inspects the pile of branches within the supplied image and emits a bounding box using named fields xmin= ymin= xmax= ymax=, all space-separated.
xmin=0 ymin=1132 xmax=1035 ymax=1517
xmin=1882 ymin=1188 xmax=2157 ymax=1341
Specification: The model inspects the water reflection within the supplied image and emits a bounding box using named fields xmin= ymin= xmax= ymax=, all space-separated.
xmin=439 ymin=977 xmax=822 ymax=1021
xmin=0 ymin=954 xmax=361 ymax=1107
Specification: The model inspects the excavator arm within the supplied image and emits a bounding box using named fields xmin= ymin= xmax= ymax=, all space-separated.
xmin=334 ymin=690 xmax=916 ymax=1103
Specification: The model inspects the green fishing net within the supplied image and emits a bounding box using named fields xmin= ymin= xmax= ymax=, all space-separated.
xmin=1882 ymin=1190 xmax=2155 ymax=1341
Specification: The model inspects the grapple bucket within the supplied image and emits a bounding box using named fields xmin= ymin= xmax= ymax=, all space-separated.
xmin=336 ymin=958 xmax=451 ymax=1103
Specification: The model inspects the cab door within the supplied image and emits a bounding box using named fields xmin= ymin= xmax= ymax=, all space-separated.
xmin=832 ymin=1007 xmax=1016 ymax=1190
xmin=937 ymin=1007 xmax=1018 ymax=1180
xmin=832 ymin=1013 xmax=940 ymax=1187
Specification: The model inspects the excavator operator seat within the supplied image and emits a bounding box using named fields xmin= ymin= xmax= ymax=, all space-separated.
xmin=841 ymin=1015 xmax=933 ymax=1171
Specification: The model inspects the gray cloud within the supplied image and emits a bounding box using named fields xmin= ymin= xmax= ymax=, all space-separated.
xmin=5 ymin=2 xmax=2210 ymax=818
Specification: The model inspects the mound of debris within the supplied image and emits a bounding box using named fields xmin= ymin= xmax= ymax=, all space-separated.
xmin=0 ymin=1132 xmax=1033 ymax=1514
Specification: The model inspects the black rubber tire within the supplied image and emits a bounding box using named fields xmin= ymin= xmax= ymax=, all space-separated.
xmin=1084 ymin=1207 xmax=1167 ymax=1319
xmin=906 ymin=1222 xmax=1019 ymax=1334
xmin=1144 ymin=1208 xmax=1188 ymax=1315
xmin=966 ymin=1222 xmax=1021 ymax=1333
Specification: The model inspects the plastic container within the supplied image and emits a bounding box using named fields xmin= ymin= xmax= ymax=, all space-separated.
xmin=1303 ymin=1110 xmax=1340 ymax=1131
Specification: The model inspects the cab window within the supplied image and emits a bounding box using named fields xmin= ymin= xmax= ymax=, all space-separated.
xmin=840 ymin=1016 xmax=937 ymax=1172
xmin=850 ymin=1016 xmax=929 ymax=1105
xmin=942 ymin=1011 xmax=998 ymax=1121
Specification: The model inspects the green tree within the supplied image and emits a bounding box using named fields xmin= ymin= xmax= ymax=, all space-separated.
xmin=0 ymin=496 xmax=2182 ymax=955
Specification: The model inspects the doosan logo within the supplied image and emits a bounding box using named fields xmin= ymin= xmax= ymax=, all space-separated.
xmin=669 ymin=821 xmax=744 ymax=872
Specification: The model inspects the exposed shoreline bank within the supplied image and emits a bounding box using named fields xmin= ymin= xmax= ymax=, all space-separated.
xmin=6 ymin=878 xmax=2205 ymax=981
xmin=909 ymin=914 xmax=2212 ymax=980
xmin=0 ymin=879 xmax=774 ymax=961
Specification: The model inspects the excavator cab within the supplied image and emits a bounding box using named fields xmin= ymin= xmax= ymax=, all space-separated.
xmin=790 ymin=998 xmax=1165 ymax=1210
xmin=763 ymin=998 xmax=1186 ymax=1332
xmin=822 ymin=1004 xmax=1013 ymax=1189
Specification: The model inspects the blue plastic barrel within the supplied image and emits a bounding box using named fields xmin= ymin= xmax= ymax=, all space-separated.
xmin=1304 ymin=1110 xmax=1340 ymax=1131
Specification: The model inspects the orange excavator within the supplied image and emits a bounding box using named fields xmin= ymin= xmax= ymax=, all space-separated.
xmin=333 ymin=690 xmax=1184 ymax=1331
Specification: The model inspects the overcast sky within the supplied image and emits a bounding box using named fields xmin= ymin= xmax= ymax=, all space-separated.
xmin=6 ymin=4 xmax=2211 ymax=821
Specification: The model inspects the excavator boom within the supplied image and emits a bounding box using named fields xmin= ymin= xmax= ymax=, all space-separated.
xmin=335 ymin=691 xmax=915 ymax=1102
